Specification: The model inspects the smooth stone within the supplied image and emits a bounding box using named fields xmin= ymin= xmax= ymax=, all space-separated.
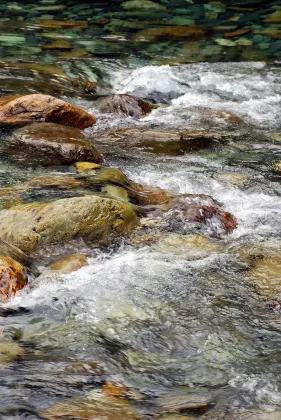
xmin=98 ymin=94 xmax=156 ymax=119
xmin=215 ymin=38 xmax=237 ymax=46
xmin=236 ymin=37 xmax=253 ymax=46
xmin=204 ymin=1 xmax=226 ymax=13
xmin=0 ymin=256 xmax=28 ymax=302
xmin=255 ymin=29 xmax=281 ymax=39
xmin=215 ymin=172 xmax=250 ymax=187
xmin=101 ymin=185 xmax=129 ymax=203
xmin=134 ymin=26 xmax=206 ymax=42
xmin=48 ymin=253 xmax=88 ymax=274
xmin=167 ymin=17 xmax=195 ymax=25
xmin=224 ymin=28 xmax=251 ymax=37
xmin=0 ymin=196 xmax=139 ymax=254
xmin=0 ymin=35 xmax=25 ymax=44
xmin=263 ymin=11 xmax=281 ymax=22
xmin=93 ymin=128 xmax=227 ymax=156
xmin=75 ymin=162 xmax=102 ymax=173
xmin=0 ymin=94 xmax=96 ymax=129
xmin=42 ymin=39 xmax=73 ymax=50
xmin=28 ymin=175 xmax=84 ymax=189
xmin=5 ymin=123 xmax=103 ymax=166
xmin=38 ymin=19 xmax=88 ymax=29
xmin=121 ymin=0 xmax=167 ymax=10
xmin=42 ymin=389 xmax=141 ymax=419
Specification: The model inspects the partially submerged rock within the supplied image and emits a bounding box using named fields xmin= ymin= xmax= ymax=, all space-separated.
xmin=4 ymin=123 xmax=103 ymax=166
xmin=134 ymin=26 xmax=206 ymax=42
xmin=93 ymin=128 xmax=223 ymax=156
xmin=0 ymin=340 xmax=24 ymax=365
xmin=0 ymin=196 xmax=139 ymax=254
xmin=42 ymin=389 xmax=141 ymax=420
xmin=48 ymin=253 xmax=88 ymax=274
xmin=160 ymin=199 xmax=237 ymax=237
xmin=0 ymin=256 xmax=28 ymax=301
xmin=98 ymin=94 xmax=157 ymax=118
xmin=0 ymin=94 xmax=96 ymax=128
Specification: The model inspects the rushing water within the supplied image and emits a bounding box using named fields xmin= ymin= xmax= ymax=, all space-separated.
xmin=1 ymin=1 xmax=281 ymax=419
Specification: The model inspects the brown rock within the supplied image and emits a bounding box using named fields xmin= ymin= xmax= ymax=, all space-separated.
xmin=42 ymin=390 xmax=141 ymax=420
xmin=48 ymin=253 xmax=88 ymax=274
xmin=255 ymin=29 xmax=281 ymax=39
xmin=29 ymin=175 xmax=84 ymax=189
xmin=75 ymin=162 xmax=101 ymax=173
xmin=0 ymin=256 xmax=28 ymax=302
xmin=42 ymin=40 xmax=73 ymax=50
xmin=134 ymin=26 xmax=206 ymax=42
xmin=98 ymin=94 xmax=156 ymax=118
xmin=0 ymin=94 xmax=96 ymax=128
xmin=94 ymin=128 xmax=223 ymax=156
xmin=263 ymin=11 xmax=281 ymax=22
xmin=38 ymin=20 xmax=88 ymax=30
xmin=224 ymin=28 xmax=251 ymax=37
xmin=161 ymin=197 xmax=237 ymax=237
xmin=5 ymin=123 xmax=103 ymax=166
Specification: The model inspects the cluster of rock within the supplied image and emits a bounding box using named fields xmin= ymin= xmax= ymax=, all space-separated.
xmin=0 ymin=92 xmax=237 ymax=302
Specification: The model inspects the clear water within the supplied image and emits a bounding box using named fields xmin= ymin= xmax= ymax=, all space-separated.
xmin=1 ymin=1 xmax=281 ymax=419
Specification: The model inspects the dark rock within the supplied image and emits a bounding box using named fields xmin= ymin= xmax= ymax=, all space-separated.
xmin=3 ymin=123 xmax=103 ymax=166
xmin=98 ymin=94 xmax=157 ymax=118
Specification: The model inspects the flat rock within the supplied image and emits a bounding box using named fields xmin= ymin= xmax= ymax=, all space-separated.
xmin=134 ymin=26 xmax=206 ymax=42
xmin=0 ymin=94 xmax=96 ymax=128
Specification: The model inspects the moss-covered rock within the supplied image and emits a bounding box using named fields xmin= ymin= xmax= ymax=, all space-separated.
xmin=0 ymin=196 xmax=140 ymax=254
xmin=0 ymin=94 xmax=96 ymax=128
xmin=4 ymin=123 xmax=103 ymax=166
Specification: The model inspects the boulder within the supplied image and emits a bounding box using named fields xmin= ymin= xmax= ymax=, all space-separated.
xmin=4 ymin=123 xmax=103 ymax=166
xmin=48 ymin=253 xmax=88 ymax=274
xmin=160 ymin=196 xmax=237 ymax=237
xmin=93 ymin=128 xmax=223 ymax=156
xmin=0 ymin=94 xmax=96 ymax=128
xmin=0 ymin=196 xmax=139 ymax=254
xmin=0 ymin=256 xmax=28 ymax=302
xmin=98 ymin=94 xmax=156 ymax=119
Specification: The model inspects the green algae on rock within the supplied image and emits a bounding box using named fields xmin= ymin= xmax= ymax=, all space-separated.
xmin=0 ymin=196 xmax=139 ymax=254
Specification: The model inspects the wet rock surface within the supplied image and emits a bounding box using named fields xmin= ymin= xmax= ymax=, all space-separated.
xmin=3 ymin=122 xmax=103 ymax=166
xmin=0 ymin=196 xmax=140 ymax=254
xmin=98 ymin=94 xmax=157 ymax=118
xmin=0 ymin=94 xmax=96 ymax=128
xmin=0 ymin=256 xmax=28 ymax=302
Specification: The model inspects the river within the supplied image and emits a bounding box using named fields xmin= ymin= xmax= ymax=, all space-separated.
xmin=1 ymin=1 xmax=281 ymax=419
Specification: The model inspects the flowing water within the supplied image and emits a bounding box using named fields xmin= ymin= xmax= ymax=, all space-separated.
xmin=1 ymin=1 xmax=281 ymax=419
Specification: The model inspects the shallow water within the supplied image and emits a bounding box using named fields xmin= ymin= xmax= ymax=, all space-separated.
xmin=1 ymin=1 xmax=281 ymax=419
